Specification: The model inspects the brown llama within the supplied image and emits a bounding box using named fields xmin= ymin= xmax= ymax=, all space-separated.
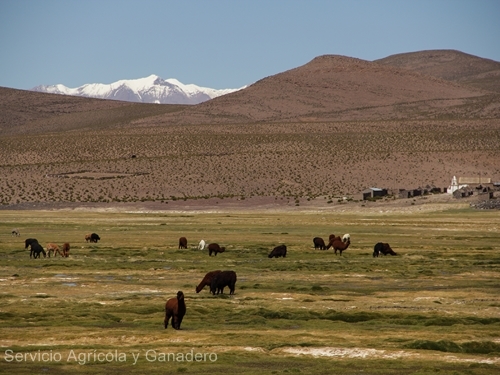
xmin=210 ymin=270 xmax=237 ymax=295
xmin=329 ymin=234 xmax=341 ymax=242
xmin=268 ymin=244 xmax=287 ymax=258
xmin=164 ymin=291 xmax=186 ymax=330
xmin=178 ymin=237 xmax=188 ymax=249
xmin=332 ymin=239 xmax=351 ymax=255
xmin=62 ymin=242 xmax=70 ymax=257
xmin=46 ymin=243 xmax=64 ymax=257
xmin=196 ymin=270 xmax=222 ymax=293
xmin=326 ymin=234 xmax=341 ymax=250
xmin=208 ymin=243 xmax=225 ymax=256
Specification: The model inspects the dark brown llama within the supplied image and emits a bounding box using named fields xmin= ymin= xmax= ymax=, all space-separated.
xmin=164 ymin=291 xmax=186 ymax=330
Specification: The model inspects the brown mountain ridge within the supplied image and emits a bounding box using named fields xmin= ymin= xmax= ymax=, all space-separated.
xmin=375 ymin=49 xmax=500 ymax=93
xmin=0 ymin=50 xmax=499 ymax=208
xmin=132 ymin=52 xmax=495 ymax=126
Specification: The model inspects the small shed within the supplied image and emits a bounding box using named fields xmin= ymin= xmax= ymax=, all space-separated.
xmin=398 ymin=189 xmax=412 ymax=199
xmin=453 ymin=186 xmax=474 ymax=198
xmin=412 ymin=189 xmax=423 ymax=197
xmin=363 ymin=187 xmax=388 ymax=200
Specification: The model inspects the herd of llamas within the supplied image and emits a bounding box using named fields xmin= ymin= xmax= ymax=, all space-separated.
xmin=166 ymin=234 xmax=396 ymax=330
xmin=17 ymin=228 xmax=396 ymax=331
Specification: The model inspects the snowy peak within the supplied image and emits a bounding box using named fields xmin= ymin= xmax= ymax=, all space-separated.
xmin=32 ymin=75 xmax=244 ymax=105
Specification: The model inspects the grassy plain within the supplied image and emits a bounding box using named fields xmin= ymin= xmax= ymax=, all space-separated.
xmin=0 ymin=206 xmax=499 ymax=374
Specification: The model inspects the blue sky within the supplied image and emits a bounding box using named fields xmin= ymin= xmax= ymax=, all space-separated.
xmin=1 ymin=0 xmax=499 ymax=90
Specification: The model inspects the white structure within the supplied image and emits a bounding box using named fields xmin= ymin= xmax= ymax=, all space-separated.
xmin=447 ymin=176 xmax=468 ymax=194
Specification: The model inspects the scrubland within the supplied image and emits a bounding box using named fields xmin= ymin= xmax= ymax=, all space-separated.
xmin=1 ymin=119 xmax=499 ymax=206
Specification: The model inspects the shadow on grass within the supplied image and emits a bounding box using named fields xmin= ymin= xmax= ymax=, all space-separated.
xmin=406 ymin=339 xmax=500 ymax=354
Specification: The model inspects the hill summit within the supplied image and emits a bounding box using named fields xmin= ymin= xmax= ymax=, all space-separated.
xmin=134 ymin=53 xmax=491 ymax=126
xmin=375 ymin=49 xmax=500 ymax=93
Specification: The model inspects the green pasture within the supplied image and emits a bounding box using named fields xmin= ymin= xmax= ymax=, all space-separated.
xmin=0 ymin=208 xmax=499 ymax=374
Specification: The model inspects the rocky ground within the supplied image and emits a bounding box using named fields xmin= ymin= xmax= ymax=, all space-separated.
xmin=470 ymin=197 xmax=500 ymax=210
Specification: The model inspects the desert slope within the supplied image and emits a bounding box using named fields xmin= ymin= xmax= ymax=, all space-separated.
xmin=0 ymin=87 xmax=187 ymax=135
xmin=375 ymin=49 xmax=500 ymax=93
xmin=132 ymin=54 xmax=490 ymax=126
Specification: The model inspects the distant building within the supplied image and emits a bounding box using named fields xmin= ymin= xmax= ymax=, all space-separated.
xmin=453 ymin=186 xmax=474 ymax=198
xmin=362 ymin=187 xmax=388 ymax=200
xmin=447 ymin=176 xmax=494 ymax=194
xmin=399 ymin=186 xmax=441 ymax=199
xmin=447 ymin=176 xmax=468 ymax=194
xmin=459 ymin=177 xmax=491 ymax=184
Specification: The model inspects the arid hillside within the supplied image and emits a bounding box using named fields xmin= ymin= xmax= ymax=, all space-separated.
xmin=132 ymin=54 xmax=498 ymax=126
xmin=0 ymin=87 xmax=186 ymax=135
xmin=1 ymin=51 xmax=499 ymax=208
xmin=375 ymin=49 xmax=500 ymax=94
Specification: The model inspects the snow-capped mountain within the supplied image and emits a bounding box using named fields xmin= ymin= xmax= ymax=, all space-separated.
xmin=31 ymin=75 xmax=244 ymax=105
